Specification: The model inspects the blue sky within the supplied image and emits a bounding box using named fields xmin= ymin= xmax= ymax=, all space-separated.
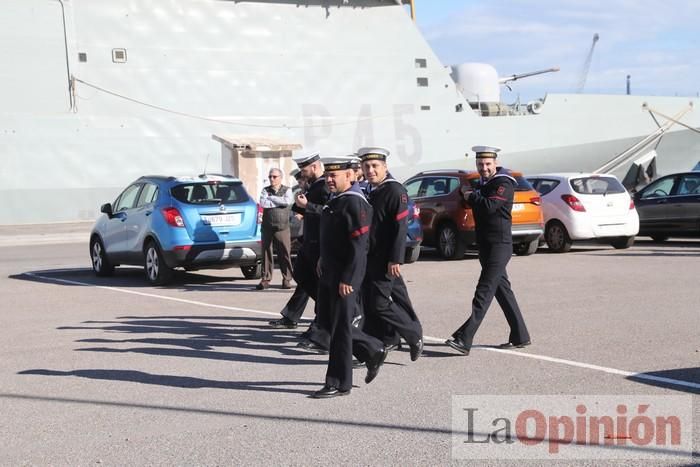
xmin=413 ymin=0 xmax=700 ymax=102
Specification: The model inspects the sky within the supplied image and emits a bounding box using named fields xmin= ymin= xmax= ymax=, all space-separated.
xmin=413 ymin=0 xmax=700 ymax=103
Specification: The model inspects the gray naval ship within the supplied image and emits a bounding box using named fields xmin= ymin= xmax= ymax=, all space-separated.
xmin=2 ymin=0 xmax=699 ymax=224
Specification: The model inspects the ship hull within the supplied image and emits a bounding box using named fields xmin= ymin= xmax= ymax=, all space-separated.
xmin=2 ymin=0 xmax=699 ymax=224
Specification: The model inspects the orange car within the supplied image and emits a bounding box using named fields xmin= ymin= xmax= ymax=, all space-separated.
xmin=404 ymin=169 xmax=544 ymax=259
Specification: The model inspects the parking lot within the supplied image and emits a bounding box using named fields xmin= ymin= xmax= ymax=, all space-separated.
xmin=0 ymin=226 xmax=698 ymax=466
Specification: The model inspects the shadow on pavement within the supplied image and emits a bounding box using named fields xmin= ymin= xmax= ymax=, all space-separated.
xmin=9 ymin=267 xmax=273 ymax=292
xmin=59 ymin=315 xmax=324 ymax=362
xmin=626 ymin=367 xmax=700 ymax=395
xmin=17 ymin=369 xmax=317 ymax=395
xmin=16 ymin=314 xmax=330 ymax=395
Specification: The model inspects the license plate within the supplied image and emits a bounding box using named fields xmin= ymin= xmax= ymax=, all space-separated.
xmin=511 ymin=203 xmax=524 ymax=212
xmin=201 ymin=213 xmax=242 ymax=226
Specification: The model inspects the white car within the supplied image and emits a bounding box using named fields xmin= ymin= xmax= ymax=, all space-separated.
xmin=527 ymin=173 xmax=639 ymax=253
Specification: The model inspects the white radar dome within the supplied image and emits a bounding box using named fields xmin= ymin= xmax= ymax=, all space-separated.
xmin=450 ymin=63 xmax=500 ymax=103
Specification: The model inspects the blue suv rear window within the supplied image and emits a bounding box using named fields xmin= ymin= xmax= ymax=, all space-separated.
xmin=171 ymin=182 xmax=248 ymax=204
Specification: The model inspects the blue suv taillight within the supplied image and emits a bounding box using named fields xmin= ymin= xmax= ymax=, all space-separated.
xmin=162 ymin=207 xmax=185 ymax=227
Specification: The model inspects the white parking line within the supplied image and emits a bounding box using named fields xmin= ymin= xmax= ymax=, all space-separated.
xmin=25 ymin=272 xmax=282 ymax=318
xmin=26 ymin=272 xmax=700 ymax=392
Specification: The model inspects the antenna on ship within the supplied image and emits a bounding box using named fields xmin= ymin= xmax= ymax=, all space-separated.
xmin=203 ymin=153 xmax=211 ymax=176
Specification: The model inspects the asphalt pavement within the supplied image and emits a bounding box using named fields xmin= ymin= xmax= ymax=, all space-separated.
xmin=0 ymin=225 xmax=698 ymax=466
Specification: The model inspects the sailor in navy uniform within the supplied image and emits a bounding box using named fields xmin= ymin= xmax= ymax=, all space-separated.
xmin=358 ymin=147 xmax=424 ymax=362
xmin=268 ymin=169 xmax=310 ymax=328
xmin=351 ymin=155 xmax=370 ymax=196
xmin=446 ymin=146 xmax=531 ymax=355
xmin=268 ymin=153 xmax=329 ymax=343
xmin=312 ymin=159 xmax=387 ymax=398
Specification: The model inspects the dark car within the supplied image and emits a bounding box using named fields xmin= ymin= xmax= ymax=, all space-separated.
xmin=90 ymin=174 xmax=262 ymax=285
xmin=633 ymin=171 xmax=700 ymax=242
xmin=404 ymin=169 xmax=544 ymax=259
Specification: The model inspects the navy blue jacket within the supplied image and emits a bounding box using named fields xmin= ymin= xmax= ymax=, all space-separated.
xmin=320 ymin=183 xmax=372 ymax=288
xmin=467 ymin=168 xmax=516 ymax=244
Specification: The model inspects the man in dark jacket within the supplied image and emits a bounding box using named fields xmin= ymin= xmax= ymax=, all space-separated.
xmin=257 ymin=168 xmax=294 ymax=290
xmin=359 ymin=147 xmax=423 ymax=362
xmin=268 ymin=154 xmax=330 ymax=351
xmin=312 ymin=159 xmax=387 ymax=398
xmin=446 ymin=146 xmax=531 ymax=355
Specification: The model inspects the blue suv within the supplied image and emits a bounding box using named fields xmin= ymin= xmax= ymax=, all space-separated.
xmin=404 ymin=199 xmax=422 ymax=263
xmin=90 ymin=174 xmax=262 ymax=285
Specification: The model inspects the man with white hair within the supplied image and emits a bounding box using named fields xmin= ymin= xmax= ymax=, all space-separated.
xmin=257 ymin=167 xmax=294 ymax=290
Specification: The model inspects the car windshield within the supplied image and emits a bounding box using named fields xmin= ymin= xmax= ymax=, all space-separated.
xmin=171 ymin=182 xmax=248 ymax=204
xmin=570 ymin=176 xmax=626 ymax=195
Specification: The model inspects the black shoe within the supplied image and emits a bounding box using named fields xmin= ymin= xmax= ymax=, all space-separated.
xmin=311 ymin=385 xmax=351 ymax=399
xmin=445 ymin=337 xmax=470 ymax=355
xmin=296 ymin=340 xmax=329 ymax=355
xmin=497 ymin=340 xmax=531 ymax=349
xmin=268 ymin=317 xmax=297 ymax=329
xmin=409 ymin=339 xmax=423 ymax=361
xmin=255 ymin=281 xmax=269 ymax=290
xmin=365 ymin=347 xmax=388 ymax=384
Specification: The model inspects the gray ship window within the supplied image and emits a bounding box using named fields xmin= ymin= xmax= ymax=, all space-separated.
xmin=416 ymin=77 xmax=429 ymax=87
xmin=78 ymin=52 xmax=87 ymax=63
xmin=420 ymin=105 xmax=431 ymax=111
xmin=415 ymin=58 xmax=427 ymax=68
xmin=112 ymin=49 xmax=127 ymax=63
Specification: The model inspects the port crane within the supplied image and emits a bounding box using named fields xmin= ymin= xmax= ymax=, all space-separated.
xmin=576 ymin=33 xmax=599 ymax=93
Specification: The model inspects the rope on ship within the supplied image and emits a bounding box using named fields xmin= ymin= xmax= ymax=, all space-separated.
xmin=643 ymin=103 xmax=700 ymax=134
xmin=594 ymin=103 xmax=696 ymax=174
xmin=70 ymin=76 xmax=397 ymax=129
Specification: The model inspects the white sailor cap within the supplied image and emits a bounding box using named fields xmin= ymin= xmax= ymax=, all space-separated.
xmin=293 ymin=152 xmax=321 ymax=168
xmin=323 ymin=158 xmax=356 ymax=172
xmin=472 ymin=145 xmax=501 ymax=159
xmin=357 ymin=147 xmax=390 ymax=162
xmin=289 ymin=168 xmax=302 ymax=179
xmin=322 ymin=155 xmax=361 ymax=168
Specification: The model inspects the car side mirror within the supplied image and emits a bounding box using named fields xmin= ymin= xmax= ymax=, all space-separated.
xmin=101 ymin=203 xmax=113 ymax=218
